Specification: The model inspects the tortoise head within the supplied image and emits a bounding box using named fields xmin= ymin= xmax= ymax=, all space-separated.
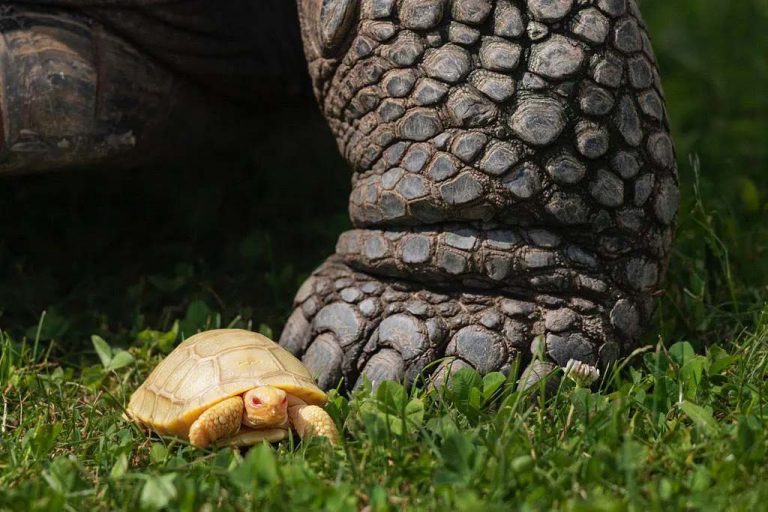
xmin=242 ymin=386 xmax=289 ymax=429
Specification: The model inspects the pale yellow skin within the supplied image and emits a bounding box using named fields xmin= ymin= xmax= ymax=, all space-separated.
xmin=126 ymin=329 xmax=339 ymax=448
xmin=187 ymin=386 xmax=339 ymax=448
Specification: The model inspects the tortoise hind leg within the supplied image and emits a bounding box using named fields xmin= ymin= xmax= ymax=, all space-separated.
xmin=188 ymin=397 xmax=244 ymax=448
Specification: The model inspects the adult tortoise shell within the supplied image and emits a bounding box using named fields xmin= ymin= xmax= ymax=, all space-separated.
xmin=126 ymin=329 xmax=337 ymax=447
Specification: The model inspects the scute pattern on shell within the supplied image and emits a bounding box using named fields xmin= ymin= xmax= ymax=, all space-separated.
xmin=127 ymin=330 xmax=326 ymax=438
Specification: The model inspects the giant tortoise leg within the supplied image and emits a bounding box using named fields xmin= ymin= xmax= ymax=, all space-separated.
xmin=0 ymin=6 xmax=213 ymax=174
xmin=282 ymin=257 xmax=620 ymax=390
xmin=281 ymin=0 xmax=679 ymax=391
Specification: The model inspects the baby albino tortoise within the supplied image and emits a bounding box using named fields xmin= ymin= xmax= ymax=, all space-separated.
xmin=126 ymin=329 xmax=338 ymax=447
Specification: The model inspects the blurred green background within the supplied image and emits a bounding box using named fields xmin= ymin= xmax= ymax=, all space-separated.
xmin=0 ymin=0 xmax=765 ymax=354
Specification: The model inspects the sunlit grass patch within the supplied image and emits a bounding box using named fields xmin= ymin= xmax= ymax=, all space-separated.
xmin=2 ymin=313 xmax=768 ymax=510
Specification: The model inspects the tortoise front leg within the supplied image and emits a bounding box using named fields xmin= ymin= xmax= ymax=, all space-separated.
xmin=188 ymin=397 xmax=244 ymax=448
xmin=283 ymin=0 xmax=678 ymax=392
xmin=287 ymin=397 xmax=339 ymax=444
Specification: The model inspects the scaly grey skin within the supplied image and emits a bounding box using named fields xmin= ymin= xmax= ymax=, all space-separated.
xmin=0 ymin=1 xmax=678 ymax=391
xmin=280 ymin=0 xmax=679 ymax=391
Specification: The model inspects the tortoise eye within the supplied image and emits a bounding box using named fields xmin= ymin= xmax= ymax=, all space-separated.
xmin=318 ymin=0 xmax=357 ymax=55
xmin=251 ymin=397 xmax=262 ymax=406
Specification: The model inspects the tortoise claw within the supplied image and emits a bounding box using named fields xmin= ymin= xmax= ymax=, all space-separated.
xmin=280 ymin=257 xmax=622 ymax=393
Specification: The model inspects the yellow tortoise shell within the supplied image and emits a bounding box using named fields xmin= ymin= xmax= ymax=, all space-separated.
xmin=127 ymin=329 xmax=326 ymax=439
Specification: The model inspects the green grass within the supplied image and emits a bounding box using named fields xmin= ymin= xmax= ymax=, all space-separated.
xmin=1 ymin=0 xmax=768 ymax=510
xmin=2 ymin=319 xmax=768 ymax=510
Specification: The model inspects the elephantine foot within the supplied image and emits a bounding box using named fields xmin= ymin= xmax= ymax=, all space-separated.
xmin=280 ymin=256 xmax=630 ymax=391
xmin=285 ymin=0 xmax=679 ymax=390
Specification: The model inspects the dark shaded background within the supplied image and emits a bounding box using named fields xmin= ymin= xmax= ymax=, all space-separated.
xmin=0 ymin=0 xmax=766 ymax=355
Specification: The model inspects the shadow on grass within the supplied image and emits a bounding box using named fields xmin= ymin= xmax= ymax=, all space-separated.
xmin=0 ymin=98 xmax=350 ymax=350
